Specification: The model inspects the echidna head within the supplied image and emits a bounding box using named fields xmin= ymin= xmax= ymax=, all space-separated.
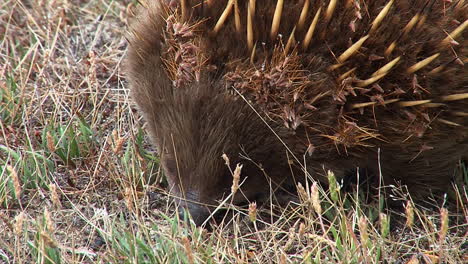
xmin=154 ymin=83 xmax=290 ymax=226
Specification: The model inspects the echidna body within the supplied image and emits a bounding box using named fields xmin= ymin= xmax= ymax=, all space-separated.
xmin=127 ymin=0 xmax=467 ymax=225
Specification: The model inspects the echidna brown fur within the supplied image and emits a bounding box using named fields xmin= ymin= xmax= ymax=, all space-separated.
xmin=126 ymin=0 xmax=467 ymax=225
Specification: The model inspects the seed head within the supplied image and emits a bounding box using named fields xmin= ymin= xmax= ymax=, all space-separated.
xmin=248 ymin=202 xmax=257 ymax=223
xmin=231 ymin=163 xmax=242 ymax=194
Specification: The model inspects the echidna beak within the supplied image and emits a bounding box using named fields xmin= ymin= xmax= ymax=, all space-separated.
xmin=176 ymin=190 xmax=212 ymax=226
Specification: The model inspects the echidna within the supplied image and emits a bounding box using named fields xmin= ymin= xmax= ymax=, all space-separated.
xmin=126 ymin=0 xmax=467 ymax=225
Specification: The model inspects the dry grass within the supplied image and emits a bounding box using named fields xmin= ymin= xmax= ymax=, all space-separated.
xmin=0 ymin=0 xmax=467 ymax=263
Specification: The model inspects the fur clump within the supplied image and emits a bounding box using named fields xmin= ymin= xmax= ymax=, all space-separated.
xmin=126 ymin=0 xmax=467 ymax=225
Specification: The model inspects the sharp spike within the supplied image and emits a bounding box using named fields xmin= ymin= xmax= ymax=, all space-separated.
xmin=402 ymin=14 xmax=420 ymax=36
xmin=451 ymin=111 xmax=468 ymax=117
xmin=250 ymin=43 xmax=257 ymax=64
xmin=429 ymin=57 xmax=459 ymax=75
xmin=441 ymin=20 xmax=468 ymax=46
xmin=437 ymin=118 xmax=462 ymax=127
xmin=271 ymin=0 xmax=284 ymax=40
xmin=384 ymin=42 xmax=397 ymax=57
xmin=328 ymin=63 xmax=343 ymax=71
xmin=406 ymin=53 xmax=440 ymax=74
xmin=302 ymin=7 xmax=322 ymax=50
xmin=358 ymin=72 xmax=387 ymax=87
xmin=325 ymin=0 xmax=337 ymax=22
xmin=385 ymin=13 xmax=420 ymax=57
xmin=441 ymin=93 xmax=468 ymax=102
xmin=351 ymin=102 xmax=376 ymax=109
xmin=372 ymin=57 xmax=401 ymax=76
xmin=421 ymin=103 xmax=446 ymax=108
xmin=181 ymin=0 xmax=188 ymax=21
xmin=415 ymin=0 xmax=435 ymax=29
xmin=428 ymin=65 xmax=445 ymax=75
xmin=285 ymin=26 xmax=296 ymax=54
xmin=247 ymin=0 xmax=256 ymax=51
xmin=213 ymin=0 xmax=234 ymax=34
xmin=398 ymin=100 xmax=432 ymax=107
xmin=382 ymin=99 xmax=400 ymax=105
xmin=337 ymin=67 xmax=357 ymax=81
xmin=297 ymin=0 xmax=310 ymax=31
xmin=416 ymin=15 xmax=427 ymax=29
xmin=370 ymin=0 xmax=394 ymax=33
xmin=250 ymin=0 xmax=256 ymax=15
xmin=337 ymin=35 xmax=369 ymax=63
xmin=234 ymin=0 xmax=241 ymax=35
xmin=309 ymin=91 xmax=331 ymax=105
xmin=352 ymin=99 xmax=400 ymax=108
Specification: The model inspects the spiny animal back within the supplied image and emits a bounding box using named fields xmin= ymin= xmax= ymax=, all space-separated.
xmin=156 ymin=0 xmax=467 ymax=151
